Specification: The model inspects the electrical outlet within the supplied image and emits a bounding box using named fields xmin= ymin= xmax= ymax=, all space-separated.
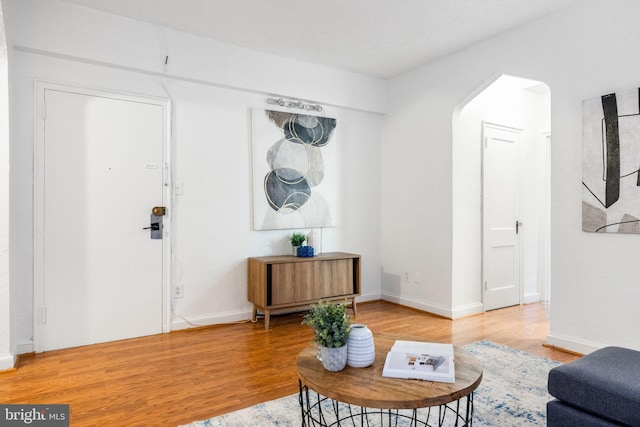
xmin=175 ymin=284 xmax=184 ymax=298
xmin=414 ymin=271 xmax=422 ymax=283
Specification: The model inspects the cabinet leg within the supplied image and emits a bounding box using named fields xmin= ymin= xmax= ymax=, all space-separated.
xmin=352 ymin=299 xmax=358 ymax=316
xmin=252 ymin=304 xmax=258 ymax=322
xmin=265 ymin=310 xmax=271 ymax=330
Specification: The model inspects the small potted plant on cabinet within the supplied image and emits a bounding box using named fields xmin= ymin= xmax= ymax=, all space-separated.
xmin=289 ymin=232 xmax=306 ymax=256
xmin=302 ymin=300 xmax=352 ymax=371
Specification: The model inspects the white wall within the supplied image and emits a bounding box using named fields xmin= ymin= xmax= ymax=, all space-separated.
xmin=452 ymin=75 xmax=550 ymax=315
xmin=7 ymin=0 xmax=640 ymax=359
xmin=379 ymin=75 xmax=455 ymax=317
xmin=0 ymin=0 xmax=13 ymax=370
xmin=4 ymin=0 xmax=385 ymax=354
xmin=382 ymin=0 xmax=640 ymax=353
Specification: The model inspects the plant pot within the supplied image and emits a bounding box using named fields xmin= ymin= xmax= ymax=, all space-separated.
xmin=318 ymin=344 xmax=348 ymax=372
xmin=297 ymin=245 xmax=314 ymax=257
xmin=347 ymin=324 xmax=375 ymax=368
xmin=292 ymin=245 xmax=300 ymax=256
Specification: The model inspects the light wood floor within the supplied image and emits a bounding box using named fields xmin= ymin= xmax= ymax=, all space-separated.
xmin=0 ymin=301 xmax=578 ymax=426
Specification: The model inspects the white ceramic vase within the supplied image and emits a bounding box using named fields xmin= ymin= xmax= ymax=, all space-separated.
xmin=346 ymin=324 xmax=375 ymax=368
xmin=318 ymin=344 xmax=348 ymax=372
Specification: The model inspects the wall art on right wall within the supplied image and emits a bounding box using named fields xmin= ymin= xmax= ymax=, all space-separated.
xmin=583 ymin=86 xmax=640 ymax=233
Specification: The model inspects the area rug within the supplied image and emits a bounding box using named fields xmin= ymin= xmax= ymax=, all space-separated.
xmin=180 ymin=340 xmax=561 ymax=426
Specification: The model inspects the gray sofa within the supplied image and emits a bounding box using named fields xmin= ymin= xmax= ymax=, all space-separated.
xmin=547 ymin=346 xmax=640 ymax=426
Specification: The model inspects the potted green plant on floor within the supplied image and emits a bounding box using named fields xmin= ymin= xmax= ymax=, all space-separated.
xmin=302 ymin=300 xmax=352 ymax=371
xmin=289 ymin=232 xmax=306 ymax=256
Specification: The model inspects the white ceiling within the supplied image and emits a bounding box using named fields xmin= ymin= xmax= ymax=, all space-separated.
xmin=59 ymin=0 xmax=581 ymax=79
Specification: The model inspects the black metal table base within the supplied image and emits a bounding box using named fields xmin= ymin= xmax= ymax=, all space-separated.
xmin=298 ymin=381 xmax=474 ymax=427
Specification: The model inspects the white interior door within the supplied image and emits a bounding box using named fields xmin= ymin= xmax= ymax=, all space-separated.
xmin=482 ymin=122 xmax=522 ymax=311
xmin=34 ymin=83 xmax=169 ymax=352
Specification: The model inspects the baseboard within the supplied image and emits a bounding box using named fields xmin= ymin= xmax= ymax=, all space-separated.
xmin=171 ymin=308 xmax=253 ymax=330
xmin=546 ymin=332 xmax=606 ymax=355
xmin=381 ymin=292 xmax=454 ymax=318
xmin=170 ymin=293 xmax=383 ymax=330
xmin=15 ymin=341 xmax=34 ymax=355
xmin=451 ymin=302 xmax=484 ymax=318
xmin=381 ymin=293 xmax=484 ymax=319
xmin=523 ymin=292 xmax=541 ymax=304
xmin=0 ymin=353 xmax=16 ymax=371
xmin=356 ymin=292 xmax=382 ymax=303
xmin=0 ymin=340 xmax=35 ymax=371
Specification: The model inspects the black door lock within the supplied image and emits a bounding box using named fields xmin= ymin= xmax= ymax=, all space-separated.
xmin=143 ymin=211 xmax=163 ymax=239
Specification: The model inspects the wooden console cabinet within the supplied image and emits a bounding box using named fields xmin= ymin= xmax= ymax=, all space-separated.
xmin=248 ymin=252 xmax=361 ymax=329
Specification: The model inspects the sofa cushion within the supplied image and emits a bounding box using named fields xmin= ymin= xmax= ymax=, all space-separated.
xmin=548 ymin=346 xmax=640 ymax=426
xmin=547 ymin=399 xmax=624 ymax=427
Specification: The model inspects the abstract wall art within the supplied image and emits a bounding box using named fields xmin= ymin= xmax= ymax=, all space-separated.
xmin=251 ymin=109 xmax=338 ymax=230
xmin=583 ymin=87 xmax=640 ymax=233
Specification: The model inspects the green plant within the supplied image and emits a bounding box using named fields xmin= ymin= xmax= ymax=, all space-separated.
xmin=302 ymin=300 xmax=352 ymax=348
xmin=289 ymin=232 xmax=306 ymax=246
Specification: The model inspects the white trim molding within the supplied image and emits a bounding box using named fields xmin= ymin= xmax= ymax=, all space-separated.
xmin=451 ymin=302 xmax=484 ymax=319
xmin=171 ymin=309 xmax=253 ymax=331
xmin=523 ymin=291 xmax=541 ymax=305
xmin=546 ymin=332 xmax=607 ymax=355
xmin=0 ymin=353 xmax=16 ymax=371
xmin=382 ymin=292 xmax=454 ymax=319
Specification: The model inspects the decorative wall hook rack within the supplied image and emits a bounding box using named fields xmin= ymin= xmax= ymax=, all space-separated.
xmin=266 ymin=97 xmax=323 ymax=113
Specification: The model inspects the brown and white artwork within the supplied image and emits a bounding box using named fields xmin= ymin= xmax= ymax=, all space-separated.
xmin=583 ymin=87 xmax=640 ymax=233
xmin=251 ymin=109 xmax=337 ymax=230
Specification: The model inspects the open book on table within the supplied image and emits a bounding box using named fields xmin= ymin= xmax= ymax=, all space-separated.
xmin=382 ymin=340 xmax=455 ymax=383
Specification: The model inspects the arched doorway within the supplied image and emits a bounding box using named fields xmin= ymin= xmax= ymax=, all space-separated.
xmin=452 ymin=74 xmax=551 ymax=312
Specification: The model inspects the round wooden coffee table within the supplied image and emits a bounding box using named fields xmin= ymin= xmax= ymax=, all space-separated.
xmin=296 ymin=333 xmax=483 ymax=426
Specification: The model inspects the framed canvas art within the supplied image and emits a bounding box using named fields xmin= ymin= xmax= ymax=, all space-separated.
xmin=251 ymin=109 xmax=338 ymax=230
xmin=583 ymin=87 xmax=640 ymax=233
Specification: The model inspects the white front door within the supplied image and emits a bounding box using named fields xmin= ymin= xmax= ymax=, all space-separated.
xmin=34 ymin=82 xmax=169 ymax=352
xmin=482 ymin=122 xmax=522 ymax=311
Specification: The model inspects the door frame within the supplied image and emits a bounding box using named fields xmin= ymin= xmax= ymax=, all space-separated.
xmin=33 ymin=80 xmax=172 ymax=350
xmin=481 ymin=121 xmax=524 ymax=310
xmin=539 ymin=132 xmax=551 ymax=303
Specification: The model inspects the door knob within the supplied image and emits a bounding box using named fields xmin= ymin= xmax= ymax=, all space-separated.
xmin=516 ymin=221 xmax=523 ymax=234
xmin=143 ymin=223 xmax=160 ymax=231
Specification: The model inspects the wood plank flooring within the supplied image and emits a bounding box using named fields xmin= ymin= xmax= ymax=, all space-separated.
xmin=0 ymin=301 xmax=578 ymax=426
